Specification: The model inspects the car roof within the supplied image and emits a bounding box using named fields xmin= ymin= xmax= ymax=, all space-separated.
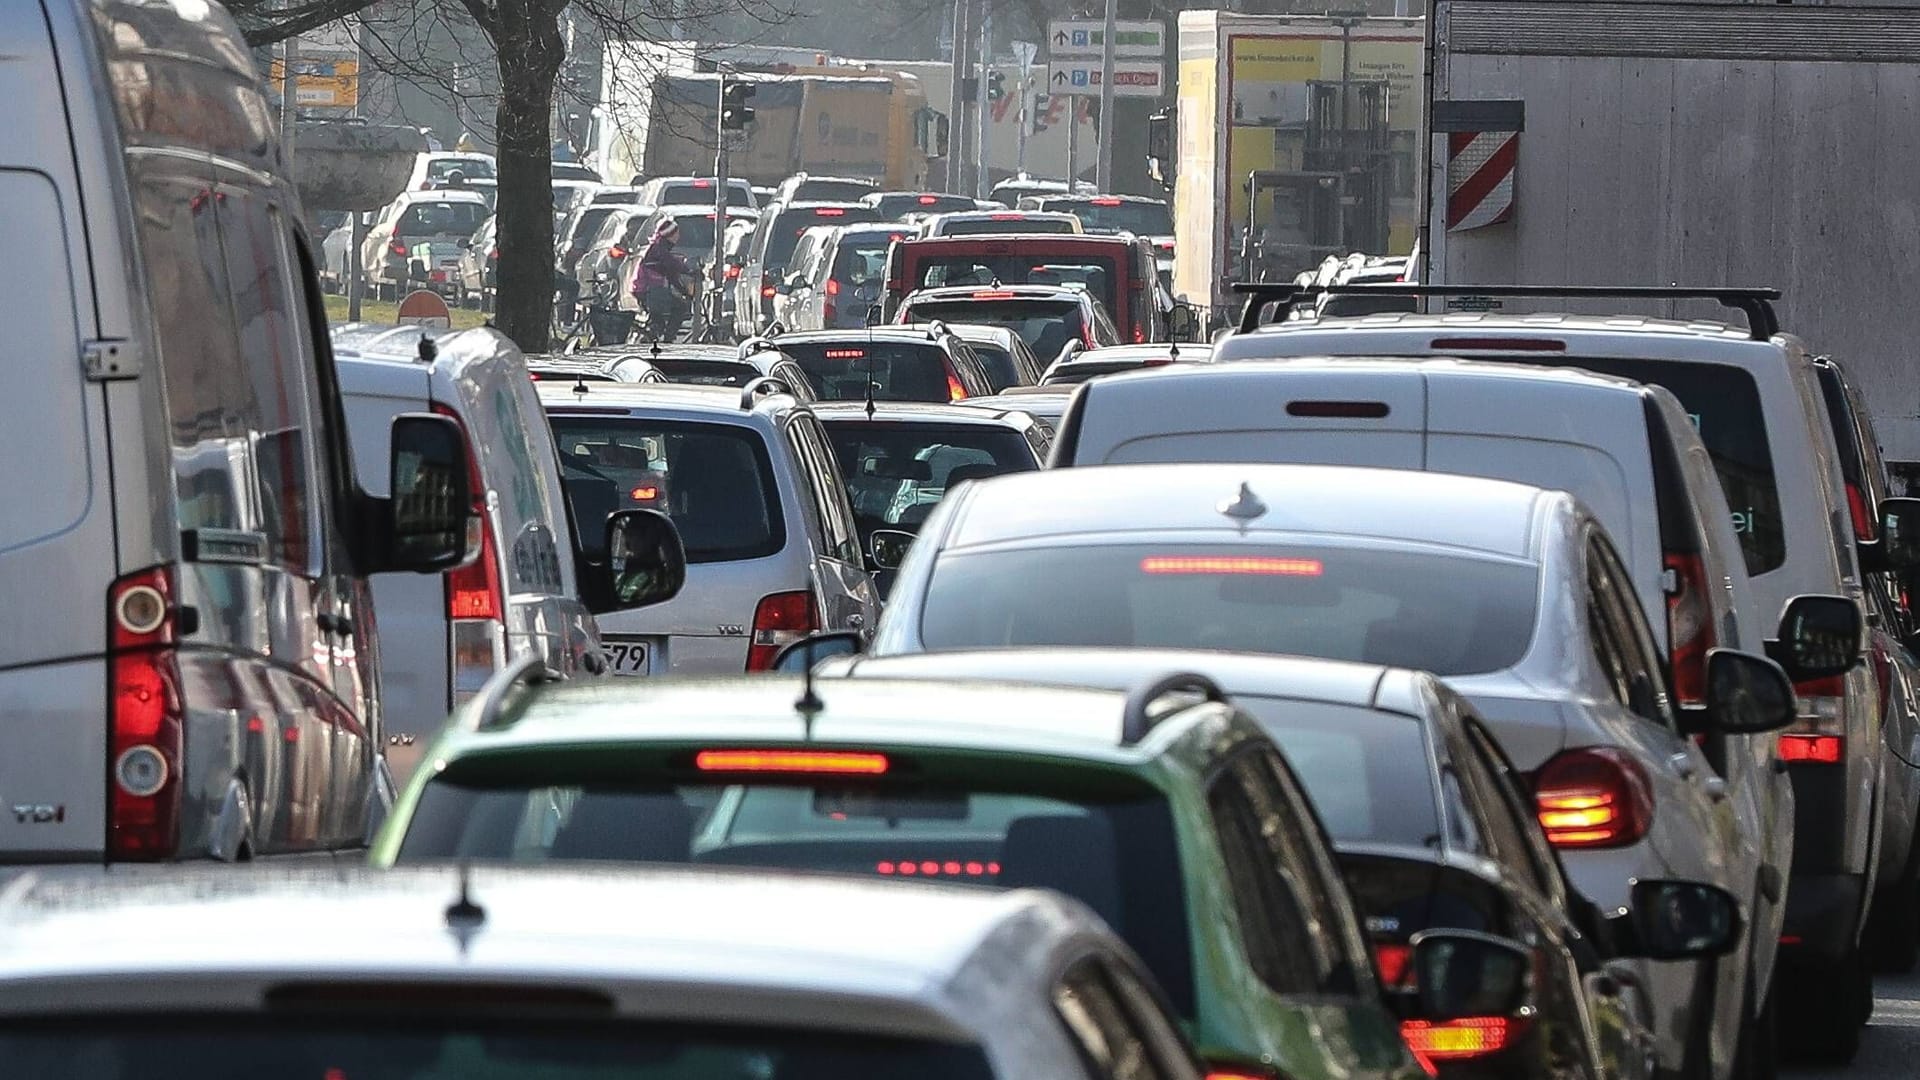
xmin=537 ymin=380 xmax=796 ymax=419
xmin=398 ymin=189 xmax=489 ymax=205
xmin=1089 ymin=355 xmax=1644 ymax=394
xmin=811 ymin=401 xmax=1032 ymax=427
xmin=934 ymin=323 xmax=1020 ymax=344
xmin=329 ymin=322 xmax=434 ymax=358
xmin=1067 ymin=343 xmax=1217 ymax=362
xmin=905 ymin=284 xmax=1089 ymax=303
xmin=1227 ymin=310 xmax=1780 ymax=359
xmin=451 ymin=676 xmax=1182 ymax=766
xmin=0 ymin=862 xmax=1083 ymax=1031
xmin=775 ymin=327 xmax=953 ymax=345
xmin=902 ymin=233 xmax=1136 ymax=250
xmin=938 ymin=463 xmax=1556 ymax=559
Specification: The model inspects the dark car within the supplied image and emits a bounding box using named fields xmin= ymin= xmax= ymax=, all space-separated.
xmin=772 ymin=326 xmax=998 ymax=403
xmin=897 ymin=284 xmax=1123 ymax=367
xmin=861 ymin=190 xmax=980 ymax=221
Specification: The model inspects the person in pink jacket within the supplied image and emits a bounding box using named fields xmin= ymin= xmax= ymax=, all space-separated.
xmin=631 ymin=218 xmax=697 ymax=340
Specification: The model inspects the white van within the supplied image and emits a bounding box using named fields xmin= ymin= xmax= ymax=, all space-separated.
xmin=0 ymin=0 xmax=478 ymax=863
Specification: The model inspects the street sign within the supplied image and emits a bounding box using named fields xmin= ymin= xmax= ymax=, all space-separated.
xmin=1045 ymin=60 xmax=1165 ymax=98
xmin=1046 ymin=19 xmax=1165 ymax=58
xmin=396 ymin=289 xmax=452 ymax=330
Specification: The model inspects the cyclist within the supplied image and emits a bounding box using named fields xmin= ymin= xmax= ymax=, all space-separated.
xmin=631 ymin=218 xmax=697 ymax=341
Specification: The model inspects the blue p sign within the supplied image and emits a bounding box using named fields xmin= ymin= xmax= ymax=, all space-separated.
xmin=1072 ymin=70 xmax=1088 ymax=86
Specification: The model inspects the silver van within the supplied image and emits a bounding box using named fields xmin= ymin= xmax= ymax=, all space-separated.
xmin=333 ymin=325 xmax=606 ymax=782
xmin=1 ymin=0 xmax=476 ymax=862
xmin=541 ymin=382 xmax=880 ymax=672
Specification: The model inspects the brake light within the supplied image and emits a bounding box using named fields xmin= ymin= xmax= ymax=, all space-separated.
xmin=763 ymin=285 xmax=778 ymax=298
xmin=1664 ymin=552 xmax=1715 ymax=707
xmin=1287 ymin=400 xmax=1391 ymax=419
xmin=972 ymin=290 xmax=1016 ymax=299
xmin=747 ymin=590 xmax=818 ymax=670
xmin=1091 ymin=197 xmax=1123 ymax=206
xmin=1374 ymin=943 xmax=1413 ymax=987
xmin=1789 ymin=672 xmax=1848 ymax=750
xmin=1140 ymin=556 xmax=1323 ymax=576
xmin=824 ymin=348 xmax=866 ymax=359
xmin=108 ymin=566 xmax=183 ymax=860
xmin=815 ymin=208 xmax=846 ymax=216
xmin=390 ymin=240 xmax=408 ymax=257
xmin=1133 ymin=326 xmax=1146 ymax=343
xmin=435 ymin=403 xmax=503 ymax=703
xmin=918 ymin=195 xmax=939 ymax=204
xmin=609 ymin=245 xmax=628 ymax=260
xmin=1847 ymin=482 xmax=1878 ymax=541
xmin=693 ymin=179 xmax=712 ymax=187
xmin=726 ymin=264 xmax=742 ymax=280
xmin=877 ymin=859 xmax=1000 ymax=876
xmin=1779 ymin=734 xmax=1844 ymax=764
xmin=826 ymin=278 xmax=840 ymax=296
xmin=1400 ymin=1017 xmax=1523 ymax=1061
xmin=488 ymin=248 xmax=498 ymax=260
xmin=948 ymin=372 xmax=967 ymax=401
xmin=696 ymin=749 xmax=887 ymax=774
xmin=1533 ymin=747 xmax=1654 ymax=848
xmin=1203 ymin=1061 xmax=1277 ymax=1080
xmin=991 ymin=213 xmax=1023 ymax=220
xmin=1428 ymin=337 xmax=1566 ymax=352
xmin=629 ymin=485 xmax=659 ymax=501
xmin=447 ymin=517 xmax=501 ymax=620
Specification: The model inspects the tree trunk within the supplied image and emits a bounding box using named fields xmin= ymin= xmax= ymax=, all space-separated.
xmin=491 ymin=7 xmax=566 ymax=353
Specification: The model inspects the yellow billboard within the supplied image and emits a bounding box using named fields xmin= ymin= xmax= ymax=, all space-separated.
xmin=268 ymin=56 xmax=359 ymax=111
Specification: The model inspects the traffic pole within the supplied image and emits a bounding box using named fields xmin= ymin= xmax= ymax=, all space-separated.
xmin=714 ymin=68 xmax=730 ymax=309
xmin=1095 ymin=0 xmax=1116 ymax=191
xmin=948 ymin=0 xmax=971 ymax=192
xmin=1066 ymin=98 xmax=1079 ymax=188
xmin=975 ymin=7 xmax=993 ymax=199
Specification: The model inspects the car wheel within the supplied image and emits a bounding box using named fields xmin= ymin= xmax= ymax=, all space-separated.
xmin=1777 ymin=949 xmax=1866 ymax=1064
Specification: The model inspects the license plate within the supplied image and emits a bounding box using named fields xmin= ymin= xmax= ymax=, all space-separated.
xmin=601 ymin=636 xmax=652 ymax=676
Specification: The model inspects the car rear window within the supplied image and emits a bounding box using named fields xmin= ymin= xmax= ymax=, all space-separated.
xmin=659 ymin=213 xmax=719 ymax=255
xmin=1235 ymin=697 xmax=1440 ymax=848
xmin=547 ymin=417 xmax=783 ymax=563
xmin=396 ymin=202 xmax=487 ymax=237
xmin=1541 ymin=358 xmax=1784 ymax=574
xmin=783 ymin=342 xmax=954 ymax=402
xmin=397 ymin=764 xmax=1194 ymax=1016
xmin=940 ymin=217 xmax=1077 ymax=236
xmin=874 ymin=194 xmax=976 ymax=219
xmin=795 ymin=180 xmax=879 ymax=202
xmin=427 ymin=156 xmax=494 ymax=180
xmin=766 ymin=208 xmax=879 ymax=269
xmin=960 ymin=341 xmax=1021 ymax=389
xmin=1045 ymin=199 xmax=1172 ymax=237
xmin=919 ymin=542 xmax=1541 ymax=676
xmin=658 ymin=180 xmax=753 ymax=205
xmin=822 ymin=420 xmax=1038 ymax=527
xmin=916 ymin=255 xmax=1121 ymax=319
xmin=0 ymin=1018 xmax=996 ymax=1080
xmin=903 ymin=300 xmax=1085 ymax=361
xmin=649 ymin=359 xmax=763 ymax=387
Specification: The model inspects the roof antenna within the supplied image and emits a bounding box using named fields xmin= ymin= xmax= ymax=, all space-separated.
xmin=444 ymin=861 xmax=486 ymax=956
xmin=573 ymin=371 xmax=590 ymax=396
xmin=795 ymin=635 xmax=824 ymax=739
xmin=1167 ymin=337 xmax=1180 ymax=361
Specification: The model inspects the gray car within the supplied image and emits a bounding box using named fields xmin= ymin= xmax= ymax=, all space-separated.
xmin=540 ymin=382 xmax=879 ymax=673
xmin=781 ymin=222 xmax=919 ymax=331
xmin=0 ymin=863 xmax=1201 ymax=1080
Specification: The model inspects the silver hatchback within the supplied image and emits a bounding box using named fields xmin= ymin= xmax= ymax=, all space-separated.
xmin=540 ymin=381 xmax=880 ymax=673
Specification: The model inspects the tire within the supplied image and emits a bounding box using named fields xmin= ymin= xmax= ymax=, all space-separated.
xmin=1778 ymin=949 xmax=1867 ymax=1064
xmin=1729 ymin=973 xmax=1776 ymax=1080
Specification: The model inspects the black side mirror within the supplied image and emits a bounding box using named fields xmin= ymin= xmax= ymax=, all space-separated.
xmin=865 ymin=304 xmax=882 ymax=327
xmin=386 ymin=413 xmax=471 ymax=572
xmin=1702 ymin=648 xmax=1796 ymax=734
xmin=870 ymin=528 xmax=916 ymax=571
xmin=1614 ymin=880 xmax=1743 ymax=960
xmin=456 ymin=237 xmax=472 ymax=249
xmin=1167 ymin=302 xmax=1199 ymax=343
xmin=770 ymin=630 xmax=865 ymax=673
xmin=1878 ymin=497 xmax=1920 ymax=570
xmin=1407 ymin=930 xmax=1531 ymax=1022
xmin=601 ymin=509 xmax=686 ymax=611
xmin=1767 ymin=594 xmax=1863 ymax=680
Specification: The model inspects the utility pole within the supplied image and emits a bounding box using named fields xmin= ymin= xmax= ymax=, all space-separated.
xmin=1095 ymin=0 xmax=1116 ymax=191
xmin=713 ymin=66 xmax=731 ymax=316
xmin=974 ymin=7 xmax=993 ymax=199
xmin=1066 ymin=99 xmax=1079 ymax=188
xmin=1011 ymin=39 xmax=1036 ymax=181
xmin=947 ymin=0 xmax=971 ymax=192
xmin=280 ymin=37 xmax=299 ymax=165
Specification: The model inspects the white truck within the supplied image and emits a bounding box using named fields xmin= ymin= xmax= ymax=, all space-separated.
xmin=1422 ymin=0 xmax=1920 ymax=466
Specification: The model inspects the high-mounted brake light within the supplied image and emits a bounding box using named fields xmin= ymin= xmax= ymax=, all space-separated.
xmin=693 ymin=179 xmax=712 ymax=187
xmin=991 ymin=213 xmax=1023 ymax=220
xmin=878 ymin=859 xmax=1000 ymax=876
xmin=815 ymin=208 xmax=846 ymax=216
xmin=1141 ymin=556 xmax=1322 ymax=576
xmin=1400 ymin=1017 xmax=1523 ymax=1061
xmin=972 ymin=290 xmax=1016 ymax=299
xmin=1664 ymin=553 xmax=1714 ymax=707
xmin=1533 ymin=747 xmax=1653 ymax=847
xmin=1090 ymin=197 xmax=1124 ymax=206
xmin=824 ymin=348 xmax=866 ymax=359
xmin=1287 ymin=400 xmax=1391 ymax=419
xmin=108 ymin=566 xmax=183 ymax=860
xmin=1780 ymin=734 xmax=1844 ymax=764
xmin=695 ymin=749 xmax=889 ymax=774
xmin=629 ymin=485 xmax=660 ymax=501
xmin=1428 ymin=337 xmax=1567 ymax=352
xmin=918 ymin=195 xmax=940 ymax=205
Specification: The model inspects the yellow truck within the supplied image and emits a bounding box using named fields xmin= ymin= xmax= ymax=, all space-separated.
xmin=1165 ymin=12 xmax=1422 ymax=321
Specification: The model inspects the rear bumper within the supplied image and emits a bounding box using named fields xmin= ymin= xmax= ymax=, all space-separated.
xmin=1781 ymin=872 xmax=1869 ymax=962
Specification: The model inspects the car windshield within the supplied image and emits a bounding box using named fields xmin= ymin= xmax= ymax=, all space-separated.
xmin=547 ymin=417 xmax=783 ymax=563
xmin=427 ymin=157 xmax=494 ymax=180
xmin=767 ymin=208 xmax=879 ymax=269
xmin=783 ymin=342 xmax=954 ymax=402
xmin=939 ymin=217 xmax=1077 ymax=236
xmin=397 ymin=766 xmax=1195 ymax=1015
xmin=649 ymin=359 xmax=764 ymax=387
xmin=903 ymin=300 xmax=1085 ymax=361
xmin=822 ymin=421 xmax=1037 ymax=528
xmin=918 ymin=255 xmax=1119 ymax=315
xmin=395 ymin=202 xmax=488 ymax=238
xmin=1048 ymin=200 xmax=1172 ymax=236
xmin=919 ymin=542 xmax=1542 ymax=676
xmin=0 ymin=1018 xmax=996 ymax=1080
xmin=1234 ymin=698 xmax=1441 ymax=847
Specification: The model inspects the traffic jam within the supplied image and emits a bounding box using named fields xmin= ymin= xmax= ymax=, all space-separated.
xmin=6 ymin=0 xmax=1920 ymax=1078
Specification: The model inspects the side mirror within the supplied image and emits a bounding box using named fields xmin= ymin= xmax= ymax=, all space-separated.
xmin=386 ymin=414 xmax=471 ymax=572
xmin=456 ymin=237 xmax=472 ymax=249
xmin=870 ymin=528 xmax=916 ymax=571
xmin=864 ymin=304 xmax=882 ymax=327
xmin=1407 ymin=930 xmax=1531 ymax=1022
xmin=1702 ymin=648 xmax=1796 ymax=734
xmin=773 ymin=282 xmax=792 ymax=295
xmin=1767 ymin=594 xmax=1863 ymax=681
xmin=726 ymin=254 xmax=745 ymax=269
xmin=600 ymin=509 xmax=686 ymax=611
xmin=1168 ymin=302 xmax=1199 ymax=342
xmin=1616 ymin=880 xmax=1743 ymax=960
xmin=1877 ymin=497 xmax=1920 ymax=570
xmin=770 ymin=630 xmax=866 ymax=673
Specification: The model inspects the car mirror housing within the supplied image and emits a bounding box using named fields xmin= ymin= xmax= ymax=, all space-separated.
xmin=869 ymin=529 xmax=916 ymax=571
xmin=1766 ymin=594 xmax=1862 ymax=681
xmin=1407 ymin=930 xmax=1531 ymax=1022
xmin=1879 ymin=497 xmax=1920 ymax=570
xmin=771 ymin=630 xmax=865 ymax=673
xmin=1702 ymin=648 xmax=1796 ymax=734
xmin=595 ymin=509 xmax=686 ymax=612
xmin=385 ymin=413 xmax=471 ymax=572
xmin=1615 ymin=880 xmax=1743 ymax=960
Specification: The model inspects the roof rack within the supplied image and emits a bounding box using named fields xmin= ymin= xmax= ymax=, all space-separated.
xmin=464 ymin=653 xmax=560 ymax=732
xmin=740 ymin=375 xmax=791 ymax=409
xmin=1229 ymin=283 xmax=1783 ymax=341
xmin=1120 ymin=672 xmax=1227 ymax=746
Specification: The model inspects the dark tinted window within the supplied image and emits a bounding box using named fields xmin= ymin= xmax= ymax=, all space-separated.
xmin=832 ymin=233 xmax=912 ymax=284
xmin=962 ymin=341 xmax=1021 ymax=389
xmin=1055 ymin=963 xmax=1171 ymax=1080
xmin=873 ymin=193 xmax=977 ymax=219
xmin=395 ymin=201 xmax=488 ymax=237
xmin=784 ymin=341 xmax=954 ymax=402
xmin=399 ymin=771 xmax=1196 ymax=1016
xmin=1209 ymin=763 xmax=1322 ymax=994
xmin=903 ymin=299 xmax=1086 ymax=360
xmin=657 ymin=213 xmax=719 ymax=255
xmin=0 ymin=1019 xmax=995 ymax=1080
xmin=1236 ymin=698 xmax=1440 ymax=848
xmin=822 ymin=421 xmax=1038 ymax=526
xmin=766 ymin=208 xmax=880 ymax=268
xmin=426 ymin=156 xmax=495 ymax=180
xmin=795 ymin=180 xmax=879 ymax=202
xmin=547 ymin=417 xmax=783 ymax=562
xmin=917 ymin=254 xmax=1121 ymax=315
xmin=650 ymin=359 xmax=763 ymax=387
xmin=940 ymin=217 xmax=1078 ymax=236
xmin=920 ymin=542 xmax=1541 ymax=676
xmin=1547 ymin=357 xmax=1783 ymax=574
xmin=1043 ymin=199 xmax=1173 ymax=236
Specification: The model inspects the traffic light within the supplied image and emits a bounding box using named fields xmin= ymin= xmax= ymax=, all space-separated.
xmin=987 ymin=70 xmax=1005 ymax=102
xmin=721 ymin=82 xmax=756 ymax=131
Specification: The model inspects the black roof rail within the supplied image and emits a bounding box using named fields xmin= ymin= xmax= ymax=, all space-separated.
xmin=1229 ymin=282 xmax=1782 ymax=341
xmin=464 ymin=653 xmax=560 ymax=732
xmin=1120 ymin=672 xmax=1228 ymax=746
xmin=740 ymin=375 xmax=791 ymax=409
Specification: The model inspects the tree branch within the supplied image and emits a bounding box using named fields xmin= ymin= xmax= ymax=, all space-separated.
xmin=230 ymin=0 xmax=380 ymax=46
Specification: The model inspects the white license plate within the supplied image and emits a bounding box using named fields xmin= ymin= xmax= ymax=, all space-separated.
xmin=602 ymin=636 xmax=653 ymax=676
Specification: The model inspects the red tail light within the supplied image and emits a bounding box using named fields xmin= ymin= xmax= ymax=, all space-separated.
xmin=108 ymin=567 xmax=183 ymax=860
xmin=947 ymin=372 xmax=966 ymax=401
xmin=1788 ymin=672 xmax=1848 ymax=757
xmin=747 ymin=590 xmax=818 ymax=671
xmin=1533 ymin=747 xmax=1654 ymax=848
xmin=487 ymin=248 xmax=498 ymax=261
xmin=1847 ymin=482 xmax=1878 ymax=541
xmin=434 ymin=404 xmax=504 ymax=701
xmin=1203 ymin=1062 xmax=1277 ymax=1080
xmin=972 ymin=290 xmax=1016 ymax=299
xmin=1779 ymin=734 xmax=1844 ymax=763
xmin=762 ymin=285 xmax=778 ymax=298
xmin=918 ymin=195 xmax=939 ymax=205
xmin=1664 ymin=552 xmax=1715 ymax=706
xmin=726 ymin=264 xmax=742 ymax=280
xmin=826 ymin=278 xmax=841 ymax=296
xmin=389 ymin=240 xmax=408 ymax=257
xmin=609 ymin=245 xmax=628 ymax=260
xmin=1133 ymin=326 xmax=1146 ymax=343
xmin=1400 ymin=1017 xmax=1526 ymax=1062
xmin=815 ymin=208 xmax=846 ymax=216
xmin=1374 ymin=942 xmax=1413 ymax=987
xmin=1090 ymin=197 xmax=1123 ymax=206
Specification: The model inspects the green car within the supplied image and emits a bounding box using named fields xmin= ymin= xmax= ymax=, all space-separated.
xmin=375 ymin=663 xmax=1463 ymax=1080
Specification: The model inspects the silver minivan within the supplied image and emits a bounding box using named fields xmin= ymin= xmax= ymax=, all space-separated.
xmin=540 ymin=382 xmax=880 ymax=672
xmin=333 ymin=325 xmax=607 ymax=781
xmin=0 ymin=0 xmax=475 ymax=863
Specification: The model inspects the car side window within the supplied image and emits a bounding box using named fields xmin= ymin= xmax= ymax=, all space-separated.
xmin=1462 ymin=718 xmax=1567 ymax=909
xmin=1450 ymin=718 xmax=1554 ymax=898
xmin=1053 ymin=959 xmax=1171 ymax=1080
xmin=1586 ymin=533 xmax=1677 ymax=727
xmin=1247 ymin=750 xmax=1367 ymax=993
xmin=787 ymin=415 xmax=862 ymax=563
